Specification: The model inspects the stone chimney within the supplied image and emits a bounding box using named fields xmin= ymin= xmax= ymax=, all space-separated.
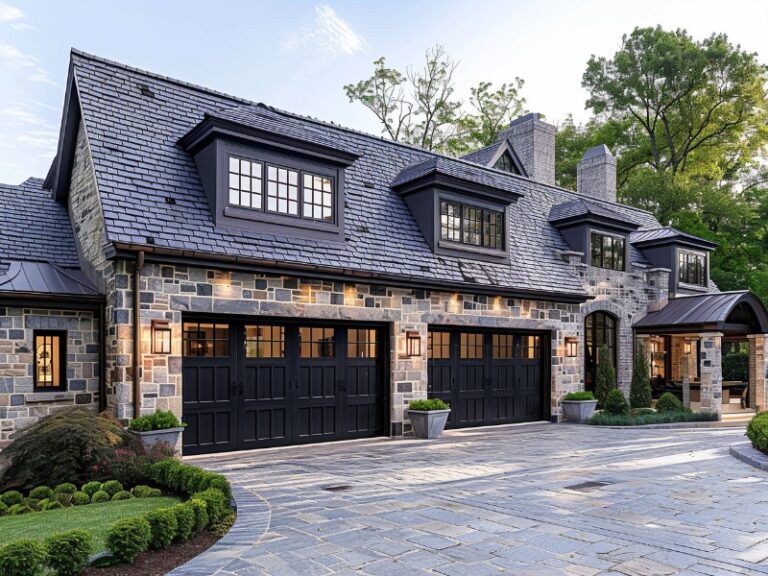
xmin=576 ymin=144 xmax=617 ymax=203
xmin=500 ymin=113 xmax=556 ymax=185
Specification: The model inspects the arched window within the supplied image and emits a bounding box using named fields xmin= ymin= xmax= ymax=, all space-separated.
xmin=585 ymin=311 xmax=617 ymax=392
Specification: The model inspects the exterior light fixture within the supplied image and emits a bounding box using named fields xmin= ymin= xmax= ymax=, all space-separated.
xmin=684 ymin=341 xmax=692 ymax=355
xmin=650 ymin=340 xmax=659 ymax=354
xmin=405 ymin=331 xmax=422 ymax=357
xmin=151 ymin=319 xmax=172 ymax=354
xmin=565 ymin=337 xmax=578 ymax=357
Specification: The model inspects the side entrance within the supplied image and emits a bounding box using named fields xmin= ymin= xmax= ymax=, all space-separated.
xmin=181 ymin=317 xmax=387 ymax=455
xmin=427 ymin=327 xmax=549 ymax=428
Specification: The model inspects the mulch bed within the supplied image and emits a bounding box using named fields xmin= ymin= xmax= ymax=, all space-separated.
xmin=81 ymin=532 xmax=219 ymax=576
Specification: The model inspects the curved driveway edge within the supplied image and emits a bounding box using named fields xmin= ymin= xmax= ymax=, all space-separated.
xmin=730 ymin=442 xmax=768 ymax=472
xmin=167 ymin=484 xmax=271 ymax=576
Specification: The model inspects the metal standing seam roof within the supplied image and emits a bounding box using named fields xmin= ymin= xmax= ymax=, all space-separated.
xmin=630 ymin=227 xmax=719 ymax=249
xmin=0 ymin=260 xmax=100 ymax=297
xmin=53 ymin=49 xmax=667 ymax=299
xmin=548 ymin=198 xmax=641 ymax=227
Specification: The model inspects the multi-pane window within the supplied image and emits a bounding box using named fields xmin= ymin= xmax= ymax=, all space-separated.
xmin=678 ymin=251 xmax=707 ymax=286
xmin=493 ymin=152 xmax=518 ymax=174
xmin=590 ymin=232 xmax=625 ymax=271
xmin=227 ymin=155 xmax=335 ymax=223
xmin=460 ymin=333 xmax=484 ymax=359
xmin=440 ymin=201 xmax=504 ymax=250
xmin=347 ymin=329 xmax=377 ymax=358
xmin=299 ymin=327 xmax=335 ymax=358
xmin=183 ymin=322 xmax=230 ymax=357
xmin=428 ymin=332 xmax=451 ymax=359
xmin=34 ymin=331 xmax=66 ymax=390
xmin=245 ymin=325 xmax=285 ymax=358
xmin=521 ymin=335 xmax=540 ymax=360
xmin=228 ymin=157 xmax=263 ymax=209
xmin=492 ymin=334 xmax=514 ymax=359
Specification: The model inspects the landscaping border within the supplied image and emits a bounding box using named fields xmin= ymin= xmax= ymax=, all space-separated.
xmin=729 ymin=442 xmax=768 ymax=472
xmin=166 ymin=485 xmax=271 ymax=576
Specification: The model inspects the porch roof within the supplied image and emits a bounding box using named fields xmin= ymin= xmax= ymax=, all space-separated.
xmin=634 ymin=291 xmax=768 ymax=335
xmin=0 ymin=260 xmax=102 ymax=301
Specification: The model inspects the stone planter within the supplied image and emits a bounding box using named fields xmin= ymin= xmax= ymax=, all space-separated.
xmin=407 ymin=409 xmax=451 ymax=439
xmin=129 ymin=427 xmax=185 ymax=453
xmin=561 ymin=400 xmax=598 ymax=423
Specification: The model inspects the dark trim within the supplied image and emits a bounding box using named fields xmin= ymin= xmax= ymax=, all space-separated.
xmin=551 ymin=214 xmax=640 ymax=233
xmin=32 ymin=329 xmax=67 ymax=392
xmin=111 ymin=243 xmax=591 ymax=304
xmin=133 ymin=251 xmax=144 ymax=419
xmin=632 ymin=236 xmax=718 ymax=251
xmin=99 ymin=302 xmax=107 ymax=411
xmin=49 ymin=68 xmax=82 ymax=200
xmin=393 ymin=171 xmax=523 ymax=204
xmin=0 ymin=293 xmax=103 ymax=309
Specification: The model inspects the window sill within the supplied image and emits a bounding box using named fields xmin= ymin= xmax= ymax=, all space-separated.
xmin=220 ymin=205 xmax=344 ymax=243
xmin=26 ymin=391 xmax=73 ymax=404
xmin=437 ymin=240 xmax=506 ymax=258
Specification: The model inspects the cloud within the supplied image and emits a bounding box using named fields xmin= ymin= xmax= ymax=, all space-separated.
xmin=0 ymin=3 xmax=23 ymax=22
xmin=10 ymin=22 xmax=37 ymax=31
xmin=282 ymin=4 xmax=367 ymax=60
xmin=0 ymin=43 xmax=55 ymax=84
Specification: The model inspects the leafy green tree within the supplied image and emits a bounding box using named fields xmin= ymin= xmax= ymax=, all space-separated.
xmin=595 ymin=344 xmax=617 ymax=406
xmin=630 ymin=345 xmax=652 ymax=408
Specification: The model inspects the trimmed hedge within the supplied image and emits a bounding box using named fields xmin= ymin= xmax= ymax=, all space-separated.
xmin=102 ymin=480 xmax=123 ymax=497
xmin=562 ymin=391 xmax=595 ymax=401
xmin=173 ymin=503 xmax=196 ymax=542
xmin=81 ymin=481 xmax=102 ymax=498
xmin=106 ymin=517 xmax=152 ymax=564
xmin=91 ymin=490 xmax=110 ymax=504
xmin=656 ymin=392 xmax=684 ymax=412
xmin=746 ymin=411 xmax=768 ymax=453
xmin=132 ymin=485 xmax=162 ymax=498
xmin=188 ymin=498 xmax=209 ymax=533
xmin=44 ymin=529 xmax=93 ymax=576
xmin=145 ymin=508 xmax=178 ymax=550
xmin=0 ymin=539 xmax=47 ymax=576
xmin=589 ymin=410 xmax=718 ymax=426
xmin=1 ymin=490 xmax=23 ymax=507
xmin=72 ymin=491 xmax=91 ymax=506
xmin=407 ymin=398 xmax=450 ymax=411
xmin=147 ymin=460 xmax=232 ymax=500
xmin=112 ymin=490 xmax=133 ymax=501
xmin=194 ymin=488 xmax=228 ymax=525
xmin=604 ymin=389 xmax=629 ymax=416
xmin=29 ymin=486 xmax=53 ymax=501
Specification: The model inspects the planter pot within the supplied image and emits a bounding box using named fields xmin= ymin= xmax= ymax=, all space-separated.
xmin=407 ymin=409 xmax=451 ymax=439
xmin=129 ymin=427 xmax=185 ymax=453
xmin=561 ymin=400 xmax=598 ymax=423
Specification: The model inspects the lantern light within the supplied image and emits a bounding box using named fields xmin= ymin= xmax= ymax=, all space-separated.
xmin=151 ymin=319 xmax=172 ymax=354
xmin=405 ymin=331 xmax=422 ymax=357
xmin=565 ymin=337 xmax=578 ymax=357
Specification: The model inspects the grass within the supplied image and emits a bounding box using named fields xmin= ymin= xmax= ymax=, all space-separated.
xmin=0 ymin=497 xmax=179 ymax=552
xmin=588 ymin=410 xmax=719 ymax=426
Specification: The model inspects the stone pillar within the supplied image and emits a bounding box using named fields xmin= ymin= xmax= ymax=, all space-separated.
xmin=748 ymin=335 xmax=767 ymax=411
xmin=699 ymin=333 xmax=723 ymax=416
xmin=681 ymin=338 xmax=697 ymax=409
xmin=392 ymin=320 xmax=428 ymax=436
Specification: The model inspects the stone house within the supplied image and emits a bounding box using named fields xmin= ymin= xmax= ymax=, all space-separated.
xmin=1 ymin=50 xmax=766 ymax=454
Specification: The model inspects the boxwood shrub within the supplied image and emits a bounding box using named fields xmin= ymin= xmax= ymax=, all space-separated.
xmin=188 ymin=498 xmax=209 ymax=533
xmin=407 ymin=398 xmax=449 ymax=411
xmin=194 ymin=488 xmax=228 ymax=525
xmin=8 ymin=503 xmax=33 ymax=515
xmin=101 ymin=480 xmax=123 ymax=497
xmin=172 ymin=503 xmax=196 ymax=542
xmin=0 ymin=501 xmax=7 ymax=516
xmin=106 ymin=517 xmax=151 ymax=564
xmin=746 ymin=411 xmax=768 ymax=453
xmin=128 ymin=410 xmax=185 ymax=432
xmin=0 ymin=539 xmax=47 ymax=576
xmin=656 ymin=392 xmax=683 ymax=412
xmin=144 ymin=508 xmax=178 ymax=550
xmin=72 ymin=491 xmax=91 ymax=506
xmin=604 ymin=389 xmax=629 ymax=416
xmin=44 ymin=529 xmax=93 ymax=576
xmin=81 ymin=481 xmax=102 ymax=498
xmin=132 ymin=485 xmax=162 ymax=498
xmin=1 ymin=490 xmax=23 ymax=507
xmin=29 ymin=486 xmax=53 ymax=501
xmin=91 ymin=490 xmax=110 ymax=504
xmin=562 ymin=391 xmax=595 ymax=401
xmin=112 ymin=490 xmax=133 ymax=501
xmin=42 ymin=499 xmax=64 ymax=511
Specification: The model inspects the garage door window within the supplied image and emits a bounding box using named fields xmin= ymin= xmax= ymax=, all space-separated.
xmin=492 ymin=334 xmax=515 ymax=359
xmin=300 ymin=327 xmax=335 ymax=358
xmin=460 ymin=333 xmax=484 ymax=359
xmin=245 ymin=325 xmax=285 ymax=358
xmin=182 ymin=322 xmax=230 ymax=357
xmin=428 ymin=332 xmax=451 ymax=359
xmin=348 ymin=328 xmax=377 ymax=358
xmin=522 ymin=335 xmax=540 ymax=359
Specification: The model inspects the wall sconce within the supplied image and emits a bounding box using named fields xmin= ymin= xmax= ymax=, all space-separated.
xmin=151 ymin=319 xmax=172 ymax=354
xmin=650 ymin=340 xmax=659 ymax=354
xmin=565 ymin=337 xmax=578 ymax=357
xmin=684 ymin=341 xmax=692 ymax=355
xmin=405 ymin=331 xmax=422 ymax=357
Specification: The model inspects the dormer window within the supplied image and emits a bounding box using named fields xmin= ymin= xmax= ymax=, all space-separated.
xmin=590 ymin=231 xmax=625 ymax=271
xmin=440 ymin=200 xmax=504 ymax=250
xmin=678 ymin=250 xmax=706 ymax=286
xmin=493 ymin=152 xmax=519 ymax=175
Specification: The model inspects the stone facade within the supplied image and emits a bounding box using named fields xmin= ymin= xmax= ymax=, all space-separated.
xmin=0 ymin=307 xmax=99 ymax=446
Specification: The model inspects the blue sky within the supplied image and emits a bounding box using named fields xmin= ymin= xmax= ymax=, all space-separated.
xmin=1 ymin=0 xmax=767 ymax=184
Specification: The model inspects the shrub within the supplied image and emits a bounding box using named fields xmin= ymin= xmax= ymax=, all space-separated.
xmin=106 ymin=517 xmax=151 ymax=564
xmin=172 ymin=503 xmax=196 ymax=542
xmin=0 ymin=409 xmax=130 ymax=491
xmin=0 ymin=501 xmax=7 ymax=516
xmin=200 ymin=474 xmax=232 ymax=501
xmin=0 ymin=539 xmax=47 ymax=576
xmin=42 ymin=499 xmax=64 ymax=511
xmin=723 ymin=349 xmax=749 ymax=382
xmin=562 ymin=391 xmax=595 ymax=401
xmin=81 ymin=481 xmax=102 ymax=498
xmin=91 ymin=490 xmax=110 ymax=504
xmin=589 ymin=410 xmax=719 ymax=426
xmin=407 ymin=398 xmax=449 ymax=411
xmin=8 ymin=503 xmax=33 ymax=515
xmin=629 ymin=348 xmax=652 ymax=409
xmin=132 ymin=485 xmax=162 ymax=498
xmin=148 ymin=459 xmax=181 ymax=486
xmin=1 ymin=490 xmax=23 ymax=507
xmin=53 ymin=482 xmax=77 ymax=505
xmin=604 ymin=389 xmax=629 ymax=416
xmin=44 ymin=529 xmax=93 ymax=576
xmin=195 ymin=488 xmax=228 ymax=526
xmin=144 ymin=508 xmax=178 ymax=550
xmin=594 ymin=344 xmax=617 ymax=405
xmin=209 ymin=508 xmax=236 ymax=538
xmin=102 ymin=480 xmax=123 ymax=497
xmin=188 ymin=498 xmax=209 ymax=533
xmin=128 ymin=410 xmax=185 ymax=432
xmin=112 ymin=490 xmax=133 ymax=501
xmin=656 ymin=392 xmax=684 ymax=412
xmin=29 ymin=486 xmax=53 ymax=500
xmin=179 ymin=466 xmax=208 ymax=495
xmin=746 ymin=412 xmax=768 ymax=453
xmin=72 ymin=492 xmax=91 ymax=506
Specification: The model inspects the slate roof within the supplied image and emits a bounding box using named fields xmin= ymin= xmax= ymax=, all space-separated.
xmin=391 ymin=156 xmax=523 ymax=196
xmin=0 ymin=260 xmax=100 ymax=298
xmin=0 ymin=178 xmax=80 ymax=267
xmin=59 ymin=49 xmax=665 ymax=299
xmin=631 ymin=227 xmax=718 ymax=249
xmin=549 ymin=198 xmax=641 ymax=227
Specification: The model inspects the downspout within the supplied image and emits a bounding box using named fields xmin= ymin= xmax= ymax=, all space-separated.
xmin=133 ymin=251 xmax=145 ymax=419
xmin=98 ymin=301 xmax=107 ymax=412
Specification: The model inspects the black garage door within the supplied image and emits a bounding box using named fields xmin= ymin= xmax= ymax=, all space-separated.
xmin=181 ymin=319 xmax=386 ymax=455
xmin=427 ymin=328 xmax=549 ymax=428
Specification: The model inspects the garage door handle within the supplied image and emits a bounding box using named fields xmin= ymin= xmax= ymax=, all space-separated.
xmin=229 ymin=382 xmax=237 ymax=396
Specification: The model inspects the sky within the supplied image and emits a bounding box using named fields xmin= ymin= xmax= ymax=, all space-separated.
xmin=1 ymin=0 xmax=768 ymax=185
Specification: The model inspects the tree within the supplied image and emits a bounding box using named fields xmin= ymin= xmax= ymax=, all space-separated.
xmin=594 ymin=344 xmax=617 ymax=406
xmin=629 ymin=345 xmax=652 ymax=408
xmin=344 ymin=45 xmax=525 ymax=155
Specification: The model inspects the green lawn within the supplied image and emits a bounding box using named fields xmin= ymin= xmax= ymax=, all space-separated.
xmin=0 ymin=497 xmax=179 ymax=552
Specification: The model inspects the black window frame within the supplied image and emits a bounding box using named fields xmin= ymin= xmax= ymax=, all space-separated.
xmin=440 ymin=200 xmax=505 ymax=251
xmin=33 ymin=329 xmax=67 ymax=391
xmin=678 ymin=250 xmax=707 ymax=287
xmin=584 ymin=311 xmax=617 ymax=393
xmin=590 ymin=231 xmax=626 ymax=271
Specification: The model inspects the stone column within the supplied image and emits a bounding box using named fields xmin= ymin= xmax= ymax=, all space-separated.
xmin=699 ymin=333 xmax=723 ymax=416
xmin=392 ymin=320 xmax=428 ymax=436
xmin=748 ymin=335 xmax=767 ymax=411
xmin=681 ymin=338 xmax=697 ymax=409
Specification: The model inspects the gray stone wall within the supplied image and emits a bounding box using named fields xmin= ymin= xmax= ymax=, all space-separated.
xmin=0 ymin=307 xmax=99 ymax=446
xmin=576 ymin=147 xmax=617 ymax=204
xmin=502 ymin=114 xmax=556 ymax=185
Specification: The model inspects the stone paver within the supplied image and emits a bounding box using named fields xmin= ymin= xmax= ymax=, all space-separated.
xmin=183 ymin=423 xmax=768 ymax=575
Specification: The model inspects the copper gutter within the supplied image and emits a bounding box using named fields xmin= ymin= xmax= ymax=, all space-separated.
xmin=133 ymin=251 xmax=145 ymax=419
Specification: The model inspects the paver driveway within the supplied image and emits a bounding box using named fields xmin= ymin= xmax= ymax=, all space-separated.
xmin=183 ymin=423 xmax=768 ymax=575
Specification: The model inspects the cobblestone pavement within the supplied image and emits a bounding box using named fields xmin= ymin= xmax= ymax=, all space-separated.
xmin=184 ymin=423 xmax=768 ymax=575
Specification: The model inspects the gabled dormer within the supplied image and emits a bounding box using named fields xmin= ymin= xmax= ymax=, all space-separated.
xmin=462 ymin=138 xmax=528 ymax=177
xmin=631 ymin=228 xmax=718 ymax=295
xmin=549 ymin=199 xmax=641 ymax=272
xmin=178 ymin=104 xmax=359 ymax=243
xmin=391 ymin=157 xmax=523 ymax=263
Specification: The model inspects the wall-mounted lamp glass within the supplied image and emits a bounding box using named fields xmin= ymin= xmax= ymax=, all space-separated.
xmin=405 ymin=331 xmax=422 ymax=357
xmin=650 ymin=340 xmax=659 ymax=354
xmin=151 ymin=319 xmax=172 ymax=354
xmin=684 ymin=341 xmax=692 ymax=355
xmin=565 ymin=337 xmax=578 ymax=357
